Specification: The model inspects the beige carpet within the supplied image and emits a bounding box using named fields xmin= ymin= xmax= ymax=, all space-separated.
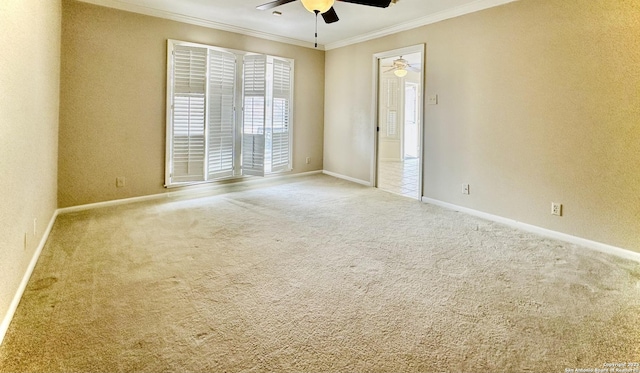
xmin=1 ymin=174 xmax=639 ymax=372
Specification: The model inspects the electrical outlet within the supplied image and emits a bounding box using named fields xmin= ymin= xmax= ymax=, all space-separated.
xmin=428 ymin=94 xmax=438 ymax=105
xmin=462 ymin=184 xmax=470 ymax=195
xmin=305 ymin=157 xmax=311 ymax=164
xmin=116 ymin=177 xmax=125 ymax=188
xmin=551 ymin=202 xmax=562 ymax=216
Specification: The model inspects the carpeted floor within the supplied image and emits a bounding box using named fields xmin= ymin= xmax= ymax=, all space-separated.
xmin=1 ymin=174 xmax=639 ymax=372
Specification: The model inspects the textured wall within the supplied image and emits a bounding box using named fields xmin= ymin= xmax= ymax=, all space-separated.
xmin=324 ymin=0 xmax=640 ymax=251
xmin=59 ymin=0 xmax=325 ymax=207
xmin=0 ymin=0 xmax=61 ymax=335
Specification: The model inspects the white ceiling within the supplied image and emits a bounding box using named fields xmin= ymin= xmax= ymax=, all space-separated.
xmin=78 ymin=0 xmax=518 ymax=50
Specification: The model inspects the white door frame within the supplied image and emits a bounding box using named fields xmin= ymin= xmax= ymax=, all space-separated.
xmin=371 ymin=44 xmax=425 ymax=199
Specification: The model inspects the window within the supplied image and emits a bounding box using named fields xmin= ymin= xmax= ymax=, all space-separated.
xmin=165 ymin=40 xmax=293 ymax=187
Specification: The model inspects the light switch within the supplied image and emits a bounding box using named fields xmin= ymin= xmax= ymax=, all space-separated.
xmin=428 ymin=94 xmax=438 ymax=105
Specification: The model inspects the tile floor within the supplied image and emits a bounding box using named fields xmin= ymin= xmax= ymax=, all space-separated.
xmin=377 ymin=157 xmax=420 ymax=199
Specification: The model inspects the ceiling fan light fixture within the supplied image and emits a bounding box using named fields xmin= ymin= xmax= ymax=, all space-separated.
xmin=300 ymin=0 xmax=335 ymax=14
xmin=394 ymin=68 xmax=408 ymax=78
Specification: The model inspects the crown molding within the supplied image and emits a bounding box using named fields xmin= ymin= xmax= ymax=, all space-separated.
xmin=75 ymin=0 xmax=322 ymax=50
xmin=324 ymin=0 xmax=519 ymax=50
xmin=75 ymin=0 xmax=519 ymax=51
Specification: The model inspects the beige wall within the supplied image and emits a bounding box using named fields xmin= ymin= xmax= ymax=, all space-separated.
xmin=0 ymin=0 xmax=61 ymax=330
xmin=325 ymin=0 xmax=640 ymax=251
xmin=59 ymin=0 xmax=325 ymax=207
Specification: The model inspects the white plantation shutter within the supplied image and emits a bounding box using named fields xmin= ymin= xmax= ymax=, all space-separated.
xmin=382 ymin=77 xmax=399 ymax=138
xmin=166 ymin=40 xmax=294 ymax=187
xmin=208 ymin=50 xmax=236 ymax=179
xmin=242 ymin=54 xmax=267 ymax=177
xmin=270 ymin=58 xmax=292 ymax=172
xmin=170 ymin=45 xmax=207 ymax=183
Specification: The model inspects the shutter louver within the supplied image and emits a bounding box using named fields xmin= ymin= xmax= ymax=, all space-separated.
xmin=382 ymin=77 xmax=399 ymax=139
xmin=171 ymin=45 xmax=207 ymax=183
xmin=270 ymin=58 xmax=292 ymax=172
xmin=208 ymin=50 xmax=236 ymax=179
xmin=242 ymin=55 xmax=267 ymax=177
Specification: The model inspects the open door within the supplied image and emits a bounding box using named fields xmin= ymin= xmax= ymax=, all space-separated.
xmin=373 ymin=46 xmax=424 ymax=199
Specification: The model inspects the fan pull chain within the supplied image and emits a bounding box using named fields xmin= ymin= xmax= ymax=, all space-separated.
xmin=314 ymin=10 xmax=319 ymax=48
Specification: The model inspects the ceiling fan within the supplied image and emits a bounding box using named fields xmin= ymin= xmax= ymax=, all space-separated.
xmin=256 ymin=0 xmax=393 ymax=24
xmin=383 ymin=56 xmax=420 ymax=77
xmin=257 ymin=0 xmax=394 ymax=46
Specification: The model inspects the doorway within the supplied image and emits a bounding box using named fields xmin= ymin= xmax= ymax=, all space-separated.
xmin=373 ymin=46 xmax=424 ymax=200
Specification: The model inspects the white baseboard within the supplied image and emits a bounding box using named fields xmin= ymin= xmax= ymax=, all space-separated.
xmin=0 ymin=210 xmax=59 ymax=346
xmin=58 ymin=193 xmax=168 ymax=214
xmin=59 ymin=170 xmax=323 ymax=214
xmin=322 ymin=170 xmax=372 ymax=186
xmin=422 ymin=197 xmax=640 ymax=263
